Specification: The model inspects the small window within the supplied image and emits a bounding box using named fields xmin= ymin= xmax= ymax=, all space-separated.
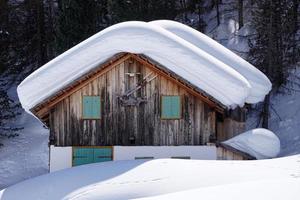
xmin=82 ymin=96 xmax=101 ymax=119
xmin=161 ymin=95 xmax=181 ymax=119
xmin=171 ymin=156 xmax=191 ymax=159
xmin=135 ymin=157 xmax=154 ymax=160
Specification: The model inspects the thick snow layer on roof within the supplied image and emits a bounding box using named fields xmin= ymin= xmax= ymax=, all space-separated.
xmin=17 ymin=20 xmax=271 ymax=113
xmin=223 ymin=128 xmax=281 ymax=159
xmin=150 ymin=20 xmax=272 ymax=103
xmin=1 ymin=156 xmax=299 ymax=200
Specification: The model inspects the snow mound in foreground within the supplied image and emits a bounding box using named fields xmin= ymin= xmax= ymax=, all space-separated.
xmin=17 ymin=20 xmax=271 ymax=115
xmin=223 ymin=128 xmax=280 ymax=159
xmin=1 ymin=156 xmax=299 ymax=200
xmin=137 ymin=178 xmax=300 ymax=200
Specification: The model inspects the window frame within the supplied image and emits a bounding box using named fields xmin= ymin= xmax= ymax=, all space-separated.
xmin=160 ymin=95 xmax=182 ymax=120
xmin=82 ymin=95 xmax=101 ymax=120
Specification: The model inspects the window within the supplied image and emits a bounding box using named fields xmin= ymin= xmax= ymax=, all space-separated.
xmin=82 ymin=96 xmax=101 ymax=119
xmin=161 ymin=95 xmax=181 ymax=119
xmin=171 ymin=156 xmax=191 ymax=159
xmin=135 ymin=157 xmax=154 ymax=160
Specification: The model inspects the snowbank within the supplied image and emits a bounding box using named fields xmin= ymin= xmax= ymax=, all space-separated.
xmin=0 ymin=156 xmax=299 ymax=200
xmin=0 ymin=112 xmax=48 ymax=189
xmin=223 ymin=128 xmax=280 ymax=159
xmin=17 ymin=20 xmax=271 ymax=114
xmin=137 ymin=178 xmax=300 ymax=200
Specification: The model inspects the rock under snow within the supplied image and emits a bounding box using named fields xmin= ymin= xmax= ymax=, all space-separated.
xmin=17 ymin=20 xmax=271 ymax=115
xmin=223 ymin=128 xmax=281 ymax=159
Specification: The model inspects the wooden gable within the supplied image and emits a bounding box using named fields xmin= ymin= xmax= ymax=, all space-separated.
xmin=42 ymin=52 xmax=228 ymax=146
xmin=32 ymin=53 xmax=225 ymax=123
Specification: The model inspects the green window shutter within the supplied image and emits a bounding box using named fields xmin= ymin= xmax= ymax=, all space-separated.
xmin=171 ymin=96 xmax=180 ymax=118
xmin=83 ymin=96 xmax=101 ymax=119
xmin=92 ymin=97 xmax=101 ymax=119
xmin=161 ymin=96 xmax=181 ymax=119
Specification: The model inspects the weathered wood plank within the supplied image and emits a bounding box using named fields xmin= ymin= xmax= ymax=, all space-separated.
xmin=50 ymin=56 xmax=244 ymax=146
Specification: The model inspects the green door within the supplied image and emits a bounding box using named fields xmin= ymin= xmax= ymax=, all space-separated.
xmin=94 ymin=148 xmax=112 ymax=162
xmin=73 ymin=147 xmax=112 ymax=166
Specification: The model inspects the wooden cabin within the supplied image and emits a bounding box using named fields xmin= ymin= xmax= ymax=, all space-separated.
xmin=18 ymin=21 xmax=271 ymax=171
xmin=30 ymin=53 xmax=247 ymax=171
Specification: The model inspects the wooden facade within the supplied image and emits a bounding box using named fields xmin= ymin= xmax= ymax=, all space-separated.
xmin=34 ymin=53 xmax=245 ymax=147
xmin=217 ymin=143 xmax=255 ymax=160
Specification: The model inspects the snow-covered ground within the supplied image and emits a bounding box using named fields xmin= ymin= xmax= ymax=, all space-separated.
xmin=0 ymin=156 xmax=300 ymax=200
xmin=247 ymin=68 xmax=300 ymax=157
xmin=0 ymin=112 xmax=48 ymax=189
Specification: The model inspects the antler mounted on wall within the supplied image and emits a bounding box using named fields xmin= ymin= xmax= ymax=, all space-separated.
xmin=118 ymin=72 xmax=157 ymax=106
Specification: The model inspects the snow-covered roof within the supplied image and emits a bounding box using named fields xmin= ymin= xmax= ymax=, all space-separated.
xmin=17 ymin=20 xmax=271 ymax=113
xmin=223 ymin=128 xmax=281 ymax=159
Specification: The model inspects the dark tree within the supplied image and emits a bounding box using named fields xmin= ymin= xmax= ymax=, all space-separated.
xmin=108 ymin=0 xmax=178 ymax=23
xmin=249 ymin=0 xmax=300 ymax=128
xmin=56 ymin=0 xmax=109 ymax=53
xmin=238 ymin=0 xmax=244 ymax=29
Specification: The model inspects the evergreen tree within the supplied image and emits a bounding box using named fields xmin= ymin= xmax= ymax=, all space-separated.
xmin=56 ymin=0 xmax=109 ymax=53
xmin=249 ymin=0 xmax=299 ymax=128
xmin=182 ymin=0 xmax=206 ymax=32
xmin=108 ymin=0 xmax=178 ymax=23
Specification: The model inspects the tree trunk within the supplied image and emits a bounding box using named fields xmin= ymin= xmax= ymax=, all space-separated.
xmin=36 ymin=0 xmax=47 ymax=66
xmin=47 ymin=0 xmax=55 ymax=59
xmin=262 ymin=94 xmax=270 ymax=128
xmin=262 ymin=0 xmax=274 ymax=129
xmin=216 ymin=0 xmax=220 ymax=26
xmin=238 ymin=0 xmax=243 ymax=29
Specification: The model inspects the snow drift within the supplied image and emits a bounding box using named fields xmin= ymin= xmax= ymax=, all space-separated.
xmin=223 ymin=128 xmax=281 ymax=159
xmin=0 ymin=156 xmax=299 ymax=200
xmin=17 ymin=20 xmax=271 ymax=114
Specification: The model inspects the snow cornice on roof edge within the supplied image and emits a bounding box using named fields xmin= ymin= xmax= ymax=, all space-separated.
xmin=17 ymin=20 xmax=271 ymax=114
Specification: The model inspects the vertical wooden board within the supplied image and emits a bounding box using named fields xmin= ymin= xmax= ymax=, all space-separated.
xmin=193 ymin=99 xmax=201 ymax=145
xmin=118 ymin=61 xmax=126 ymax=145
xmin=99 ymin=75 xmax=106 ymax=145
xmin=112 ymin=64 xmax=119 ymax=144
xmin=159 ymin=76 xmax=167 ymax=144
xmin=64 ymin=97 xmax=71 ymax=145
xmin=208 ymin=110 xmax=216 ymax=142
xmin=189 ymin=95 xmax=195 ymax=144
xmin=136 ymin=61 xmax=145 ymax=145
xmin=49 ymin=109 xmax=55 ymax=145
xmin=84 ymin=84 xmax=92 ymax=145
xmin=153 ymin=74 xmax=160 ymax=145
xmin=107 ymin=68 xmax=113 ymax=145
xmin=217 ymin=122 xmax=225 ymax=141
xmin=58 ymin=102 xmax=65 ymax=146
xmin=53 ymin=105 xmax=60 ymax=145
xmin=132 ymin=59 xmax=138 ymax=144
xmin=202 ymin=104 xmax=210 ymax=144
xmin=123 ymin=60 xmax=132 ymax=145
